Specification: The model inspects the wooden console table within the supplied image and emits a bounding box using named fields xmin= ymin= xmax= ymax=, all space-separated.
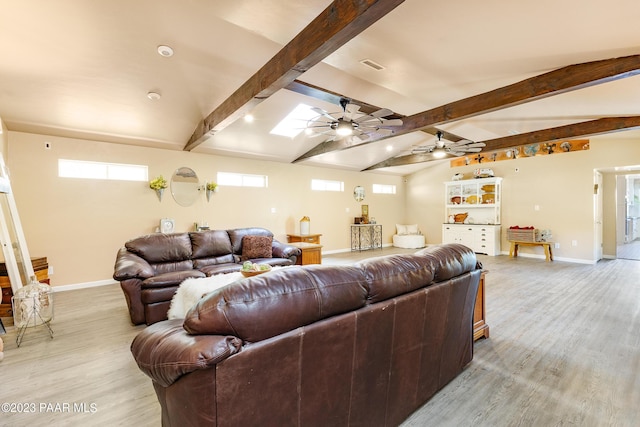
xmin=474 ymin=271 xmax=489 ymax=341
xmin=289 ymin=242 xmax=322 ymax=265
xmin=287 ymin=233 xmax=322 ymax=244
xmin=509 ymin=241 xmax=553 ymax=262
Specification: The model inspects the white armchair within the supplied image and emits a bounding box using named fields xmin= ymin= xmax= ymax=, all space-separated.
xmin=393 ymin=224 xmax=426 ymax=249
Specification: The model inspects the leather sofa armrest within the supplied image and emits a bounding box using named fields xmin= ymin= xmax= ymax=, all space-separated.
xmin=131 ymin=319 xmax=242 ymax=387
xmin=113 ymin=247 xmax=155 ymax=280
xmin=272 ymin=240 xmax=302 ymax=260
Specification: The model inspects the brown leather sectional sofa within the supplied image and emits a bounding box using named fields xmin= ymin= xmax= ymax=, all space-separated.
xmin=131 ymin=243 xmax=482 ymax=426
xmin=113 ymin=227 xmax=301 ymax=325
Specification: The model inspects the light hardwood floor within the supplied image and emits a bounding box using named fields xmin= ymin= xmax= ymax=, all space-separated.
xmin=1 ymin=248 xmax=639 ymax=426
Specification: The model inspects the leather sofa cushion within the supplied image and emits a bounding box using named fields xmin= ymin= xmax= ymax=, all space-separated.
xmin=126 ymin=233 xmax=193 ymax=263
xmin=228 ymin=227 xmax=273 ymax=255
xmin=190 ymin=230 xmax=233 ymax=259
xmin=417 ymin=244 xmax=477 ymax=282
xmin=356 ymin=253 xmax=436 ymax=304
xmin=198 ymin=263 xmax=243 ymax=276
xmin=192 ymin=254 xmax=237 ymax=269
xmin=142 ymin=270 xmax=206 ymax=288
xmin=184 ymin=265 xmax=368 ymax=342
xmin=241 ymin=235 xmax=273 ymax=261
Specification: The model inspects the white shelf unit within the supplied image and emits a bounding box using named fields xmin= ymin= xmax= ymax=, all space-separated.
xmin=442 ymin=177 xmax=502 ymax=256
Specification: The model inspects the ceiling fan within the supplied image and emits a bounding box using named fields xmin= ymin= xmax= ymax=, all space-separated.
xmin=305 ymin=98 xmax=403 ymax=142
xmin=412 ymin=131 xmax=486 ymax=158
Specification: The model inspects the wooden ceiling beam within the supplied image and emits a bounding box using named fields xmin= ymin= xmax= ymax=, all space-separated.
xmin=296 ymin=54 xmax=640 ymax=162
xmin=363 ymin=116 xmax=640 ymax=170
xmin=184 ymin=0 xmax=406 ymax=151
xmin=285 ymin=80 xmax=466 ymax=141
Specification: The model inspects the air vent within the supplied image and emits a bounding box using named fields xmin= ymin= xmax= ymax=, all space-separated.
xmin=359 ymin=59 xmax=385 ymax=71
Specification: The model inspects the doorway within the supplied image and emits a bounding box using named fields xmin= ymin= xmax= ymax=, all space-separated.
xmin=616 ymin=174 xmax=640 ymax=260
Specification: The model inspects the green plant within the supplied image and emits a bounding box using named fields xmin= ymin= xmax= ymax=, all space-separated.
xmin=206 ymin=181 xmax=218 ymax=191
xmin=149 ymin=175 xmax=168 ymax=190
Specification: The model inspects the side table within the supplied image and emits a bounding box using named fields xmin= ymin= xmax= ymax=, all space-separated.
xmin=289 ymin=242 xmax=323 ymax=265
xmin=287 ymin=234 xmax=322 ymax=244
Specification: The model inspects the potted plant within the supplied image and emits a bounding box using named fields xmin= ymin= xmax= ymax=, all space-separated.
xmin=205 ymin=181 xmax=218 ymax=201
xmin=149 ymin=175 xmax=168 ymax=201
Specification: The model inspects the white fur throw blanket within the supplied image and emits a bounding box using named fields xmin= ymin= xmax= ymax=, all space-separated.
xmin=168 ymin=272 xmax=244 ymax=319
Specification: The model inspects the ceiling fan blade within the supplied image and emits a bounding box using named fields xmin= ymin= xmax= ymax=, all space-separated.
xmin=379 ymin=118 xmax=403 ymax=126
xmin=465 ymin=143 xmax=487 ymax=149
xmin=343 ymin=103 xmax=361 ymax=121
xmin=449 ymin=139 xmax=474 ymax=146
xmin=449 ymin=151 xmax=467 ymax=157
xmin=412 ymin=149 xmax=431 ymax=154
xmin=368 ymin=108 xmax=393 ymax=119
xmin=311 ymin=107 xmax=336 ymax=121
xmin=463 ymin=148 xmax=483 ymax=153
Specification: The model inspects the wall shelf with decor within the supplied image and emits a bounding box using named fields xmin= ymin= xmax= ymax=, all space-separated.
xmin=442 ymin=177 xmax=502 ymax=256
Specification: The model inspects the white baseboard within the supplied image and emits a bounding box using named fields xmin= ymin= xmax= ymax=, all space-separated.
xmin=322 ymin=243 xmax=392 ymax=255
xmin=52 ymin=279 xmax=117 ymax=292
xmin=498 ymin=250 xmax=596 ymax=264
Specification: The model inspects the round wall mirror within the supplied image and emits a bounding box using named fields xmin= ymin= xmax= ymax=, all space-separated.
xmin=353 ymin=186 xmax=365 ymax=202
xmin=171 ymin=167 xmax=200 ymax=207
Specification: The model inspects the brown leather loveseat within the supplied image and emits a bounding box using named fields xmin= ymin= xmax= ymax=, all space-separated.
xmin=113 ymin=227 xmax=301 ymax=325
xmin=131 ymin=243 xmax=482 ymax=426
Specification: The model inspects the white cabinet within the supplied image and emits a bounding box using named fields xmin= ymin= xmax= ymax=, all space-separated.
xmin=442 ymin=224 xmax=501 ymax=256
xmin=443 ymin=177 xmax=502 ymax=256
xmin=444 ymin=177 xmax=502 ymax=226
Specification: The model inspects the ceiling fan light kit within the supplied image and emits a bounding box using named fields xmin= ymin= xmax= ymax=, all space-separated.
xmin=412 ymin=131 xmax=486 ymax=159
xmin=306 ymin=98 xmax=402 ymax=142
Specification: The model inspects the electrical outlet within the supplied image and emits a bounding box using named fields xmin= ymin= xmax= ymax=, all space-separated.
xmin=48 ymin=266 xmax=54 ymax=275
xmin=571 ymin=240 xmax=578 ymax=247
xmin=554 ymin=243 xmax=560 ymax=249
xmin=345 ymin=207 xmax=350 ymax=213
xmin=534 ymin=204 xmax=540 ymax=211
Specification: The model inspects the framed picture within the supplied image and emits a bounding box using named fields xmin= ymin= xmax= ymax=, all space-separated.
xmin=361 ymin=205 xmax=369 ymax=216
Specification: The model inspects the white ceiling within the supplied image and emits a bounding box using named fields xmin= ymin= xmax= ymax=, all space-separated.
xmin=1 ymin=0 xmax=639 ymax=175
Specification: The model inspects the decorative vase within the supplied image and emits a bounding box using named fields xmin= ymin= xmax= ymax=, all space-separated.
xmin=155 ymin=188 xmax=164 ymax=202
xmin=206 ymin=189 xmax=213 ymax=202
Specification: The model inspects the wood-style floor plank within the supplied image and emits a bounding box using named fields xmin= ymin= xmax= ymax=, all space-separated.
xmin=0 ymin=248 xmax=638 ymax=426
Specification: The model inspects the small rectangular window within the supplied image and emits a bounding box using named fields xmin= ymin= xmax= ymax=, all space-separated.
xmin=217 ymin=172 xmax=268 ymax=188
xmin=58 ymin=159 xmax=147 ymax=182
xmin=311 ymin=179 xmax=344 ymax=192
xmin=372 ymin=184 xmax=396 ymax=194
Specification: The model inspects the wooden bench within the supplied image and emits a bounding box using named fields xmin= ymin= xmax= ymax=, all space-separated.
xmin=509 ymin=241 xmax=553 ymax=262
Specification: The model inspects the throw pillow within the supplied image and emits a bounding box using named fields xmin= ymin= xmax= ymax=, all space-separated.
xmin=396 ymin=224 xmax=408 ymax=235
xmin=406 ymin=224 xmax=419 ymax=234
xmin=241 ymin=235 xmax=273 ymax=261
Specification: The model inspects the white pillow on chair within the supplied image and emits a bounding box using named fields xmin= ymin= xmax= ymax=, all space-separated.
xmin=396 ymin=224 xmax=419 ymax=235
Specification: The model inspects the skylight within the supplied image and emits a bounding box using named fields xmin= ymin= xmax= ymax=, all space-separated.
xmin=270 ymin=103 xmax=318 ymax=138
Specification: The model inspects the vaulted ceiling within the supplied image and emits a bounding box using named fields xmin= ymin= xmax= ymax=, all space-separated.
xmin=1 ymin=0 xmax=640 ymax=175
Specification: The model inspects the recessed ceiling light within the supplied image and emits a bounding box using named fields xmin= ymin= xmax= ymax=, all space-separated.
xmin=244 ymin=114 xmax=254 ymax=123
xmin=147 ymin=91 xmax=161 ymax=100
xmin=157 ymin=45 xmax=174 ymax=57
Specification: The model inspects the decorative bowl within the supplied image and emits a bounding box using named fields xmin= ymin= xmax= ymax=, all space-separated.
xmin=241 ymin=266 xmax=272 ymax=277
xmin=454 ymin=213 xmax=469 ymax=223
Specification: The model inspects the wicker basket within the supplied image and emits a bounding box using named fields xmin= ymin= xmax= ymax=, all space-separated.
xmin=507 ymin=228 xmax=537 ymax=242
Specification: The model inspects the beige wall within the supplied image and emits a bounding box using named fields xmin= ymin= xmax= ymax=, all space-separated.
xmin=406 ymin=137 xmax=640 ymax=262
xmin=7 ymin=131 xmax=405 ymax=288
